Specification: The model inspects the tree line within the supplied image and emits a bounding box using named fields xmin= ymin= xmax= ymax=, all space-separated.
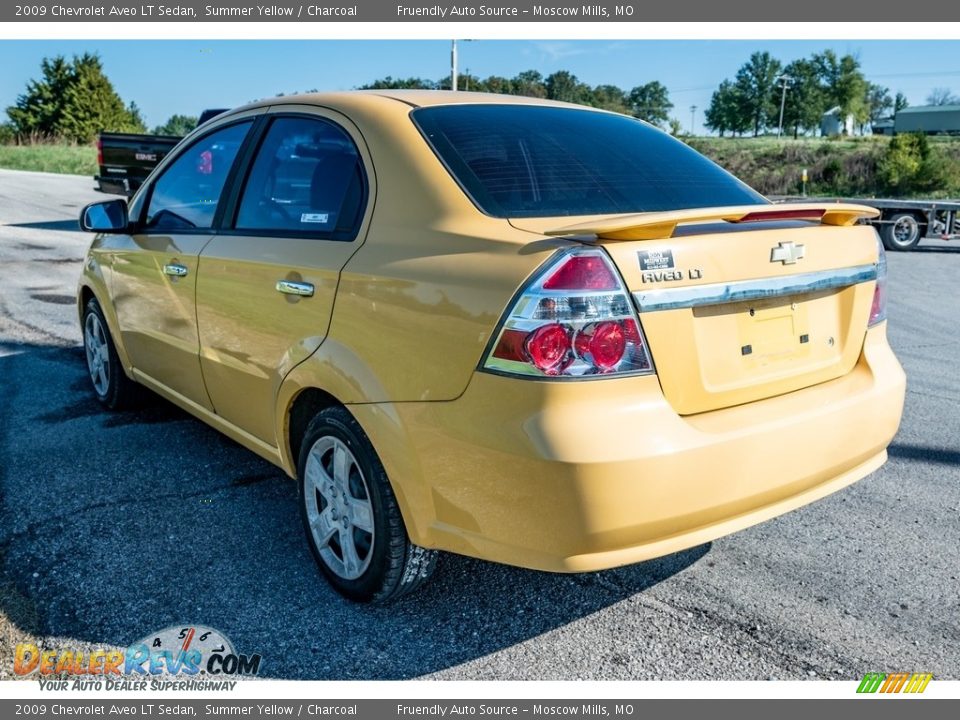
xmin=359 ymin=70 xmax=676 ymax=128
xmin=703 ymin=50 xmax=920 ymax=138
xmin=4 ymin=51 xmax=958 ymax=145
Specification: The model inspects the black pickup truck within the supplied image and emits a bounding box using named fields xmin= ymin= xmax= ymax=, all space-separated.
xmin=94 ymin=109 xmax=228 ymax=196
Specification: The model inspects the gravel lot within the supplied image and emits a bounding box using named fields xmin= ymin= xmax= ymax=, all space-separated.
xmin=0 ymin=168 xmax=957 ymax=681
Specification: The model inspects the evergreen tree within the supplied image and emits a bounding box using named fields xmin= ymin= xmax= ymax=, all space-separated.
xmin=7 ymin=56 xmax=75 ymax=140
xmin=6 ymin=53 xmax=142 ymax=143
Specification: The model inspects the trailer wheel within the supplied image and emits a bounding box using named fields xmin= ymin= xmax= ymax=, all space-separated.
xmin=881 ymin=213 xmax=922 ymax=251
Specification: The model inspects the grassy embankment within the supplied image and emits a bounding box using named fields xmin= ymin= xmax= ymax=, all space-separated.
xmin=690 ymin=135 xmax=960 ymax=199
xmin=0 ymin=144 xmax=97 ymax=176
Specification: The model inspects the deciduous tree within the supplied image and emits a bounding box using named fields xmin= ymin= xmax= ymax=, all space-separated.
xmin=153 ymin=114 xmax=198 ymax=137
xmin=734 ymin=51 xmax=782 ymax=136
xmin=628 ymin=81 xmax=673 ymax=126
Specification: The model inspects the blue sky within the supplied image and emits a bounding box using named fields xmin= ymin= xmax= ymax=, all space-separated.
xmin=1 ymin=40 xmax=959 ymax=134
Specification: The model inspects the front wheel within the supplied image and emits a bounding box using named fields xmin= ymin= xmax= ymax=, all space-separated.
xmin=82 ymin=298 xmax=142 ymax=410
xmin=881 ymin=213 xmax=922 ymax=251
xmin=298 ymin=406 xmax=438 ymax=603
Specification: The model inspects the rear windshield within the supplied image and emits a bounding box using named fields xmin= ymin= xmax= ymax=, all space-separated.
xmin=411 ymin=105 xmax=767 ymax=218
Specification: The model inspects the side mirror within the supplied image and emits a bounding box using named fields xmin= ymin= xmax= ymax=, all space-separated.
xmin=80 ymin=199 xmax=129 ymax=233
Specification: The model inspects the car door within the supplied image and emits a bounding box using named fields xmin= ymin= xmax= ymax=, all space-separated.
xmin=195 ymin=109 xmax=372 ymax=443
xmin=110 ymin=119 xmax=255 ymax=409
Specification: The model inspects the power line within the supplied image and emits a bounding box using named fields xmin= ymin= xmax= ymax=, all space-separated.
xmin=871 ymin=69 xmax=960 ymax=78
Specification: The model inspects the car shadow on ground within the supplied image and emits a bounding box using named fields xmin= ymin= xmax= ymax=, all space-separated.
xmin=5 ymin=220 xmax=82 ymax=233
xmin=913 ymin=242 xmax=960 ymax=254
xmin=888 ymin=443 xmax=960 ymax=467
xmin=0 ymin=343 xmax=710 ymax=680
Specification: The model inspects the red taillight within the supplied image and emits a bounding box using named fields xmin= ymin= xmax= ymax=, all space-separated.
xmin=492 ymin=328 xmax=527 ymax=362
xmin=525 ymin=324 xmax=571 ymax=374
xmin=869 ymin=276 xmax=887 ymax=326
xmin=96 ymin=138 xmax=103 ymax=167
xmin=574 ymin=321 xmax=625 ymax=370
xmin=482 ymin=248 xmax=654 ymax=379
xmin=543 ymin=255 xmax=618 ymax=290
xmin=868 ymin=234 xmax=888 ymax=326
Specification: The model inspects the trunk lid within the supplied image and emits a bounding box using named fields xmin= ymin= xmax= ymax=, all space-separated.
xmin=511 ymin=205 xmax=881 ymax=415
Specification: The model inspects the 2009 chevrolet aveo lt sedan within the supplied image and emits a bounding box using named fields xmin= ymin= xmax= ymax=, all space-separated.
xmin=78 ymin=91 xmax=905 ymax=602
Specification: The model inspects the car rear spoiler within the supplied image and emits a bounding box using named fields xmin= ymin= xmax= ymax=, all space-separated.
xmin=544 ymin=203 xmax=880 ymax=241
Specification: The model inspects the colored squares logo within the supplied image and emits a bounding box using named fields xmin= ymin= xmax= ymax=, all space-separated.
xmin=857 ymin=673 xmax=933 ymax=694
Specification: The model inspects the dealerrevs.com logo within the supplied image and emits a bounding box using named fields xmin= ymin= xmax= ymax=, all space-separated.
xmin=856 ymin=673 xmax=933 ymax=694
xmin=14 ymin=624 xmax=262 ymax=691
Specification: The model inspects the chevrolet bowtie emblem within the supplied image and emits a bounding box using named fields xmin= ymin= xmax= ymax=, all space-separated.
xmin=770 ymin=241 xmax=806 ymax=264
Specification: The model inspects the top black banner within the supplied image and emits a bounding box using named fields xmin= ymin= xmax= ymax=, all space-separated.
xmin=5 ymin=0 xmax=957 ymax=22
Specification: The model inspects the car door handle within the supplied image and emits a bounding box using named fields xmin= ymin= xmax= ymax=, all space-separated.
xmin=276 ymin=280 xmax=314 ymax=297
xmin=163 ymin=263 xmax=189 ymax=277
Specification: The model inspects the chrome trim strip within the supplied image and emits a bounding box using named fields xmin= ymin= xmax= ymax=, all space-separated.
xmin=633 ymin=264 xmax=877 ymax=313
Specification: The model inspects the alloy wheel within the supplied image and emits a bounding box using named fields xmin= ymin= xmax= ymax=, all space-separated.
xmin=303 ymin=436 xmax=375 ymax=580
xmin=84 ymin=311 xmax=110 ymax=396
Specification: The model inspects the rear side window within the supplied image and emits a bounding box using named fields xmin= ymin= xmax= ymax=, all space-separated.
xmin=412 ymin=105 xmax=766 ymax=218
xmin=145 ymin=121 xmax=252 ymax=231
xmin=234 ymin=116 xmax=365 ymax=239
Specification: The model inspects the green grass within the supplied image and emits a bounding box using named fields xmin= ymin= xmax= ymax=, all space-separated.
xmin=0 ymin=144 xmax=97 ymax=176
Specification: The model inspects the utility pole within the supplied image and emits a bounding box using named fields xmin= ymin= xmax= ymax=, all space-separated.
xmin=689 ymin=105 xmax=697 ymax=136
xmin=776 ymin=74 xmax=794 ymax=138
xmin=451 ymin=40 xmax=458 ymax=91
xmin=451 ymin=40 xmax=474 ymax=92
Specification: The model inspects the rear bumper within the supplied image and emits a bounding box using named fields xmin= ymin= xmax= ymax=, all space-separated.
xmin=94 ymin=175 xmax=140 ymax=196
xmin=356 ymin=324 xmax=905 ymax=572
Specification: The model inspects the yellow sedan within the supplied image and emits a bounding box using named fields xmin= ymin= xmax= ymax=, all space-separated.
xmin=77 ymin=91 xmax=905 ymax=602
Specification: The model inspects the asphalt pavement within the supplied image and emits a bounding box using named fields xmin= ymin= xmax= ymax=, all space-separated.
xmin=0 ymin=168 xmax=957 ymax=681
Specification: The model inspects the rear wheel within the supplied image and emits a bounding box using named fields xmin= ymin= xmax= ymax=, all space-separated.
xmin=881 ymin=213 xmax=922 ymax=251
xmin=82 ymin=298 xmax=142 ymax=410
xmin=298 ymin=406 xmax=437 ymax=603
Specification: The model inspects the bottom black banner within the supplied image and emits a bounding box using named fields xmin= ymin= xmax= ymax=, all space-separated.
xmin=1 ymin=700 xmax=957 ymax=720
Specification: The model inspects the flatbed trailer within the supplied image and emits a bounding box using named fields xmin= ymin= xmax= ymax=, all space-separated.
xmin=777 ymin=197 xmax=960 ymax=251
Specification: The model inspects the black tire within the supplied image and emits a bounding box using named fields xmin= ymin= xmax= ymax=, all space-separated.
xmin=81 ymin=298 xmax=143 ymax=410
xmin=881 ymin=212 xmax=922 ymax=251
xmin=297 ymin=406 xmax=438 ymax=603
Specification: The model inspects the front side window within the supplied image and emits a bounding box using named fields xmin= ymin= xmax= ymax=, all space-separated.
xmin=234 ymin=116 xmax=365 ymax=238
xmin=144 ymin=121 xmax=252 ymax=231
xmin=412 ymin=105 xmax=767 ymax=218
